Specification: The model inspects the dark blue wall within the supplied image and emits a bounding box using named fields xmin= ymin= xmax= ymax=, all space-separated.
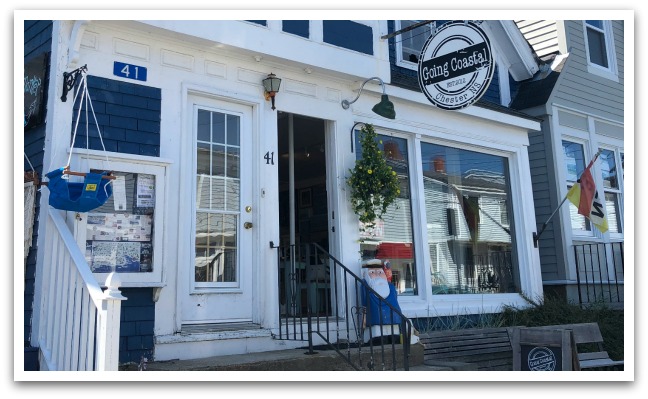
xmin=72 ymin=76 xmax=161 ymax=156
xmin=23 ymin=20 xmax=52 ymax=371
xmin=119 ymin=288 xmax=156 ymax=364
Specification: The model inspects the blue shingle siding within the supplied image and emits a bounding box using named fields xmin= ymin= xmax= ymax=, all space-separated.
xmin=480 ymin=65 xmax=501 ymax=105
xmin=119 ymin=288 xmax=155 ymax=364
xmin=72 ymin=76 xmax=161 ymax=157
xmin=23 ymin=21 xmax=52 ymax=361
xmin=282 ymin=20 xmax=309 ymax=38
xmin=323 ymin=20 xmax=373 ymax=55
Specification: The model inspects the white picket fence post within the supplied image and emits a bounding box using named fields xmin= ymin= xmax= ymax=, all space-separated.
xmin=95 ymin=273 xmax=126 ymax=371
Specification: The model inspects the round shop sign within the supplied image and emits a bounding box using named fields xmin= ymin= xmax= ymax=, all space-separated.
xmin=527 ymin=346 xmax=557 ymax=371
xmin=417 ymin=20 xmax=494 ymax=110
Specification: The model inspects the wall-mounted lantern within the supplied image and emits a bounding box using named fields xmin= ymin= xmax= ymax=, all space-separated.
xmin=262 ymin=73 xmax=282 ymax=110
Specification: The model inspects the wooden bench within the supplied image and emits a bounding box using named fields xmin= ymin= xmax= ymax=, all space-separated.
xmin=535 ymin=323 xmax=624 ymax=370
xmin=419 ymin=327 xmax=516 ymax=371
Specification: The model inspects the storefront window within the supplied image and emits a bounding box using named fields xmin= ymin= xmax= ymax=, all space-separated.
xmin=420 ymin=142 xmax=518 ymax=295
xmin=356 ymin=133 xmax=417 ymax=296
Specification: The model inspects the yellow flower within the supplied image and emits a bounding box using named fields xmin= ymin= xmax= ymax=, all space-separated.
xmin=367 ymin=169 xmax=373 ymax=174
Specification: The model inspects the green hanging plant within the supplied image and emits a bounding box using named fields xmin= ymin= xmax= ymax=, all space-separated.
xmin=347 ymin=124 xmax=400 ymax=229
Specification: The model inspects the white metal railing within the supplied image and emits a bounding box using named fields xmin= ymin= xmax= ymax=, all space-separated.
xmin=38 ymin=209 xmax=125 ymax=371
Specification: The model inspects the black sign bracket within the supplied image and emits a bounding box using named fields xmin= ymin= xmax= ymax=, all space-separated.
xmin=61 ymin=64 xmax=87 ymax=102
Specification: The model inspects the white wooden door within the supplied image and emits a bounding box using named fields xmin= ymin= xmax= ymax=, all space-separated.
xmin=182 ymin=95 xmax=254 ymax=324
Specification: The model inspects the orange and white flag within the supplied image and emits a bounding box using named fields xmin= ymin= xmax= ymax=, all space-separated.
xmin=566 ymin=151 xmax=608 ymax=233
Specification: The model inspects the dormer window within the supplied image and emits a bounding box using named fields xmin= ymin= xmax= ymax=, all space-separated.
xmin=395 ymin=20 xmax=436 ymax=69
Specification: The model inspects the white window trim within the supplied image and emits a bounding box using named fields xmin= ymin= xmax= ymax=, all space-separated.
xmin=596 ymin=143 xmax=624 ymax=240
xmin=410 ymin=133 xmax=541 ymax=308
xmin=71 ymin=149 xmax=171 ymax=287
xmin=583 ymin=20 xmax=619 ymax=82
xmin=394 ymin=20 xmax=436 ymax=70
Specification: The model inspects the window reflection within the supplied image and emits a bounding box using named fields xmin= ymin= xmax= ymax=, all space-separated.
xmin=562 ymin=140 xmax=591 ymax=232
xmin=356 ymin=133 xmax=417 ymax=296
xmin=194 ymin=109 xmax=241 ymax=284
xmin=421 ymin=142 xmax=518 ymax=295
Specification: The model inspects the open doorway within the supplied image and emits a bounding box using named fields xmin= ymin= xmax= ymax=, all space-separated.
xmin=277 ymin=112 xmax=330 ymax=317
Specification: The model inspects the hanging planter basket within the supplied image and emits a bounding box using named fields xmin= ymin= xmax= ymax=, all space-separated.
xmin=347 ymin=124 xmax=400 ymax=229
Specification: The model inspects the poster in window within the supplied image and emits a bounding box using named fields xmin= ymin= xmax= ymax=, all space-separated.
xmin=135 ymin=174 xmax=155 ymax=213
xmin=85 ymin=171 xmax=155 ymax=273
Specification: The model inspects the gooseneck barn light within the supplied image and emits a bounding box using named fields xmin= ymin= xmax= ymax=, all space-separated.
xmin=262 ymin=72 xmax=282 ymax=110
xmin=341 ymin=77 xmax=396 ymax=119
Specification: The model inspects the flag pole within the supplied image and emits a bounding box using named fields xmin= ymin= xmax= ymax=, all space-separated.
xmin=532 ymin=149 xmax=602 ymax=248
xmin=533 ymin=195 xmax=569 ymax=247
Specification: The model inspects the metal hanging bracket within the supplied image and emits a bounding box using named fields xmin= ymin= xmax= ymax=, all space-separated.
xmin=61 ymin=64 xmax=87 ymax=102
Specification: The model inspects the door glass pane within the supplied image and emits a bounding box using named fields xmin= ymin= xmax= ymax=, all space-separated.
xmin=421 ymin=142 xmax=518 ymax=295
xmin=210 ymin=177 xmax=226 ymax=210
xmin=212 ymin=112 xmax=225 ymax=144
xmin=212 ymin=145 xmax=226 ymax=176
xmin=194 ymin=108 xmax=240 ymax=285
xmin=227 ymin=146 xmax=240 ymax=179
xmin=197 ymin=110 xmax=211 ymax=141
xmin=196 ymin=142 xmax=210 ymax=175
xmin=227 ymin=114 xmax=240 ymax=146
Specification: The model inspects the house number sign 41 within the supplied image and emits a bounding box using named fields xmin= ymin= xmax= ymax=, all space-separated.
xmin=113 ymin=61 xmax=148 ymax=82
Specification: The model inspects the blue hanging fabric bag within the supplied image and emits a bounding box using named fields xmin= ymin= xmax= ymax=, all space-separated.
xmin=45 ymin=167 xmax=113 ymax=212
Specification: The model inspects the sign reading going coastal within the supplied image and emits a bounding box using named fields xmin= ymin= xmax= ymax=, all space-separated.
xmin=418 ymin=20 xmax=494 ymax=110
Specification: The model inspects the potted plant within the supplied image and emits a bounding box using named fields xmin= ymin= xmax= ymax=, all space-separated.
xmin=347 ymin=124 xmax=400 ymax=231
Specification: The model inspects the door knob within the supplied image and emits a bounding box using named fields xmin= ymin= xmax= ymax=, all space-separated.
xmin=244 ymin=222 xmax=253 ymax=229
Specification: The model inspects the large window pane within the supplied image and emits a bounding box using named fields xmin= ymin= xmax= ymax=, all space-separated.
xmin=599 ymin=149 xmax=618 ymax=189
xmin=421 ymin=142 xmax=518 ymax=295
xmin=563 ymin=140 xmax=590 ymax=231
xmin=356 ymin=133 xmax=417 ymax=296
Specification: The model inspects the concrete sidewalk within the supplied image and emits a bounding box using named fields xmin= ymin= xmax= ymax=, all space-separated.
xmin=121 ymin=343 xmax=449 ymax=372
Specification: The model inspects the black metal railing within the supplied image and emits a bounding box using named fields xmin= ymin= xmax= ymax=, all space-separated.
xmin=276 ymin=242 xmax=413 ymax=370
xmin=574 ymin=242 xmax=624 ymax=306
